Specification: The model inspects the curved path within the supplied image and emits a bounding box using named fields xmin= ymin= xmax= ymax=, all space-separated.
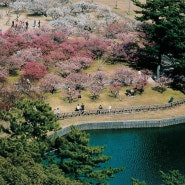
xmin=58 ymin=98 xmax=185 ymax=119
xmin=51 ymin=101 xmax=185 ymax=136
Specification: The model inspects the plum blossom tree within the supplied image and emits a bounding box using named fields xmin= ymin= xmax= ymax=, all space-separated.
xmin=22 ymin=61 xmax=47 ymax=81
xmin=56 ymin=56 xmax=93 ymax=77
xmin=89 ymin=82 xmax=104 ymax=100
xmin=16 ymin=47 xmax=42 ymax=63
xmin=24 ymin=0 xmax=59 ymax=16
xmin=65 ymin=73 xmax=89 ymax=90
xmin=85 ymin=36 xmax=111 ymax=59
xmin=56 ymin=61 xmax=77 ymax=77
xmin=107 ymin=35 xmax=139 ymax=64
xmin=103 ymin=21 xmax=129 ymax=39
xmin=50 ymin=30 xmax=70 ymax=44
xmin=0 ymin=86 xmax=20 ymax=107
xmin=1 ymin=30 xmax=27 ymax=56
xmin=31 ymin=34 xmax=56 ymax=55
xmin=0 ymin=67 xmax=9 ymax=85
xmin=6 ymin=55 xmax=23 ymax=75
xmin=48 ymin=1 xmax=120 ymax=33
xmin=113 ymin=67 xmax=136 ymax=86
xmin=39 ymin=73 xmax=63 ymax=93
xmin=65 ymin=86 xmax=78 ymax=103
xmin=90 ymin=71 xmax=109 ymax=86
xmin=0 ymin=0 xmax=15 ymax=7
xmin=87 ymin=71 xmax=108 ymax=100
xmin=109 ymin=81 xmax=122 ymax=98
xmin=154 ymin=75 xmax=173 ymax=93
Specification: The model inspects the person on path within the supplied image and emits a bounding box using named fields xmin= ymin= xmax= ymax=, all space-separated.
xmin=81 ymin=103 xmax=85 ymax=113
xmin=38 ymin=20 xmax=40 ymax=28
xmin=108 ymin=105 xmax=112 ymax=113
xmin=25 ymin=21 xmax=28 ymax=29
xmin=33 ymin=20 xmax=36 ymax=27
xmin=55 ymin=107 xmax=60 ymax=117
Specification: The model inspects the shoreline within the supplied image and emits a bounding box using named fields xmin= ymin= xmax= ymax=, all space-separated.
xmin=52 ymin=104 xmax=185 ymax=136
xmin=54 ymin=115 xmax=185 ymax=136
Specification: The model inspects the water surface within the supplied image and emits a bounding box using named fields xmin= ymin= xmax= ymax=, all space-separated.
xmin=88 ymin=123 xmax=185 ymax=185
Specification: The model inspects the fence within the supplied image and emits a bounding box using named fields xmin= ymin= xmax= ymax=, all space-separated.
xmin=57 ymin=98 xmax=185 ymax=120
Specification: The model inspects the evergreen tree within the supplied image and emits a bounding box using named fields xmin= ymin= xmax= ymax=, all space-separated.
xmin=8 ymin=100 xmax=59 ymax=140
xmin=132 ymin=0 xmax=185 ymax=77
xmin=160 ymin=170 xmax=185 ymax=185
xmin=53 ymin=126 xmax=124 ymax=184
xmin=131 ymin=178 xmax=147 ymax=185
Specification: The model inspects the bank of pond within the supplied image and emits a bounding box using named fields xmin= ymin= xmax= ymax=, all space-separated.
xmin=52 ymin=117 xmax=185 ymax=184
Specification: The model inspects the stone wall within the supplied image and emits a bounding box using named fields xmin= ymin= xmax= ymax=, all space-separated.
xmin=52 ymin=115 xmax=185 ymax=136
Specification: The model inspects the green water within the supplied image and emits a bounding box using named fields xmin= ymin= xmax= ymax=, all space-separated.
xmin=88 ymin=123 xmax=185 ymax=185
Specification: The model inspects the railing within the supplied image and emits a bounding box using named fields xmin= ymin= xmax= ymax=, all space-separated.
xmin=57 ymin=98 xmax=185 ymax=120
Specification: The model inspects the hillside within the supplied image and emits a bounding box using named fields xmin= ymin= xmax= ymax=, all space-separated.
xmin=0 ymin=0 xmax=184 ymax=119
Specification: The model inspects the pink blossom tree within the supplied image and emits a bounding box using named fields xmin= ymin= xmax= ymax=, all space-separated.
xmin=154 ymin=75 xmax=173 ymax=93
xmin=56 ymin=56 xmax=93 ymax=77
xmin=109 ymin=81 xmax=122 ymax=98
xmin=85 ymin=36 xmax=111 ymax=59
xmin=0 ymin=67 xmax=9 ymax=85
xmin=65 ymin=73 xmax=90 ymax=90
xmin=39 ymin=73 xmax=63 ymax=93
xmin=89 ymin=82 xmax=104 ymax=100
xmin=22 ymin=61 xmax=47 ymax=81
xmin=113 ymin=67 xmax=136 ymax=86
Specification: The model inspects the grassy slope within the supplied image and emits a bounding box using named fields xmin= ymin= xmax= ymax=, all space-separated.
xmin=0 ymin=1 xmax=184 ymax=127
xmin=45 ymin=60 xmax=185 ymax=113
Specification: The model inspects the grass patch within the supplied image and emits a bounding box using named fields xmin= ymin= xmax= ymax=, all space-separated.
xmin=45 ymin=82 xmax=185 ymax=113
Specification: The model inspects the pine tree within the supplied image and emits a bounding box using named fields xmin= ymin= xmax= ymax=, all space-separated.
xmin=8 ymin=100 xmax=59 ymax=140
xmin=53 ymin=126 xmax=124 ymax=184
xmin=132 ymin=0 xmax=185 ymax=77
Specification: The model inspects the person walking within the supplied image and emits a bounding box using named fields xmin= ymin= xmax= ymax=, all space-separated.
xmin=38 ymin=20 xmax=41 ymax=28
xmin=108 ymin=105 xmax=112 ymax=113
xmin=55 ymin=107 xmax=60 ymax=117
xmin=25 ymin=21 xmax=29 ymax=29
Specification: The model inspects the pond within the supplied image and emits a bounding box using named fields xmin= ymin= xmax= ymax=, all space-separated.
xmin=88 ymin=123 xmax=185 ymax=185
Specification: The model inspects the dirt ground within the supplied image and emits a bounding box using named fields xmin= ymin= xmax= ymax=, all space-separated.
xmin=0 ymin=7 xmax=51 ymax=33
xmin=0 ymin=0 xmax=146 ymax=33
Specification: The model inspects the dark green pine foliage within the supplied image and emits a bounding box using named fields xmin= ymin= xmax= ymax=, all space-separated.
xmin=8 ymin=100 xmax=59 ymax=140
xmin=0 ymin=137 xmax=83 ymax=185
xmin=54 ymin=126 xmax=124 ymax=184
xmin=160 ymin=170 xmax=185 ymax=185
xmin=131 ymin=178 xmax=147 ymax=185
xmin=132 ymin=0 xmax=185 ymax=75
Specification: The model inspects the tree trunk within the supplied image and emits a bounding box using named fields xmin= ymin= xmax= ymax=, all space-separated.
xmin=156 ymin=46 xmax=162 ymax=79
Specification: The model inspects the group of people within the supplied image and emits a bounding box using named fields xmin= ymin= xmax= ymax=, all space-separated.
xmin=11 ymin=19 xmax=41 ymax=30
xmin=55 ymin=104 xmax=112 ymax=117
xmin=75 ymin=103 xmax=85 ymax=113
xmin=75 ymin=104 xmax=112 ymax=114
xmin=125 ymin=89 xmax=136 ymax=97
